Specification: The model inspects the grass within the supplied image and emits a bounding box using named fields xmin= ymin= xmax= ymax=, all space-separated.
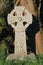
xmin=0 ymin=44 xmax=43 ymax=65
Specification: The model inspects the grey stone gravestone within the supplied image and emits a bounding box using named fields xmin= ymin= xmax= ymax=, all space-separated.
xmin=7 ymin=6 xmax=32 ymax=60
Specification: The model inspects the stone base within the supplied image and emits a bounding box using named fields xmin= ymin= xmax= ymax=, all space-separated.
xmin=6 ymin=53 xmax=26 ymax=60
xmin=6 ymin=53 xmax=36 ymax=61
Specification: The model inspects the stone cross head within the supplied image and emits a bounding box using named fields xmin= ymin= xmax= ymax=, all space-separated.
xmin=7 ymin=6 xmax=32 ymax=31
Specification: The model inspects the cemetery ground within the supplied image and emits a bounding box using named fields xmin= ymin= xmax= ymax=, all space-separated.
xmin=0 ymin=43 xmax=43 ymax=65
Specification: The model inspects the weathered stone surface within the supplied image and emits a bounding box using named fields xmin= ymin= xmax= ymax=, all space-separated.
xmin=6 ymin=53 xmax=37 ymax=61
xmin=7 ymin=6 xmax=32 ymax=60
xmin=27 ymin=53 xmax=37 ymax=61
